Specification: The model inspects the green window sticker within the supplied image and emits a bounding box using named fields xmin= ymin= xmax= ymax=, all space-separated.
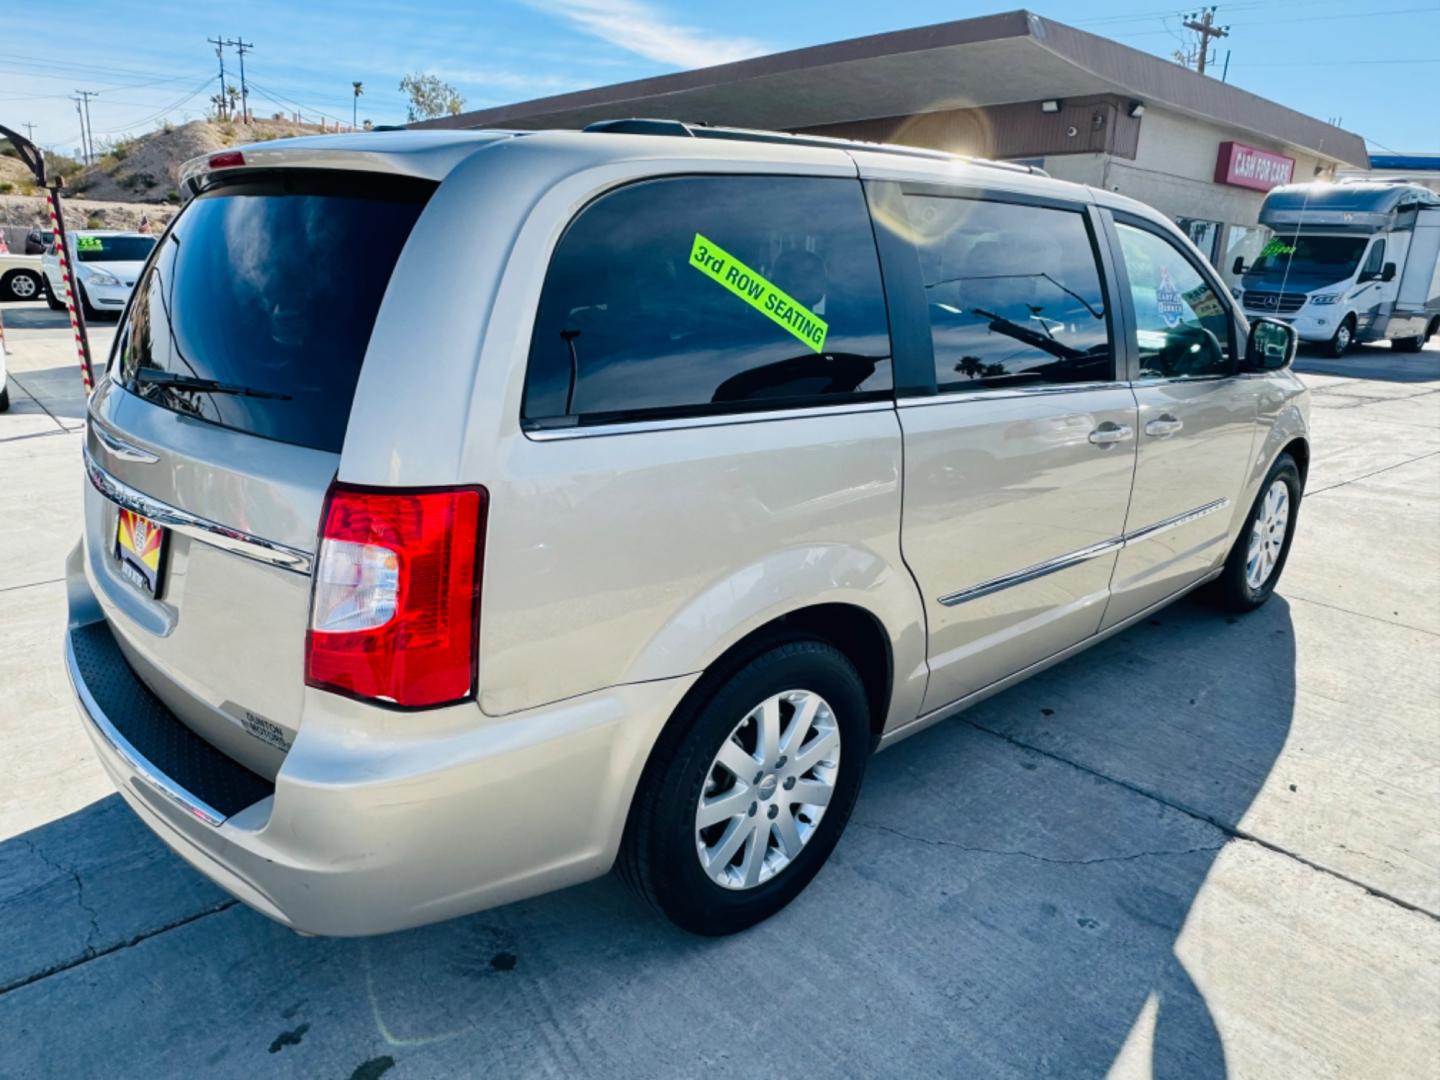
xmin=689 ymin=233 xmax=828 ymax=353
xmin=1260 ymin=238 xmax=1296 ymax=259
xmin=76 ymin=235 xmax=103 ymax=252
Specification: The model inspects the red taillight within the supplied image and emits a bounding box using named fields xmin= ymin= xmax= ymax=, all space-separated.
xmin=208 ymin=151 xmax=245 ymax=170
xmin=305 ymin=484 xmax=487 ymax=709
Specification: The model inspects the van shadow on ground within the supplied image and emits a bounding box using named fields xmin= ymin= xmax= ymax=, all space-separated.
xmin=0 ymin=595 xmax=1296 ymax=1079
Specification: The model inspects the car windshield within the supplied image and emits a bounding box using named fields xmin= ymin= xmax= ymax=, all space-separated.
xmin=74 ymin=235 xmax=157 ymax=263
xmin=1249 ymin=234 xmax=1367 ymax=279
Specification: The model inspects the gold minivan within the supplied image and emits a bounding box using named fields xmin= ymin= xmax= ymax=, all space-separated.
xmin=66 ymin=122 xmax=1307 ymax=936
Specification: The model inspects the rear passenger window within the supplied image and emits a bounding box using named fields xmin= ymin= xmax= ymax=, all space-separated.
xmin=903 ymin=195 xmax=1113 ymax=392
xmin=1116 ymin=223 xmax=1235 ymax=379
xmin=524 ymin=176 xmax=892 ymax=426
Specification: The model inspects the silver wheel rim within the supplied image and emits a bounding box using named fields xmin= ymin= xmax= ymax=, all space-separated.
xmin=11 ymin=275 xmax=36 ymax=298
xmin=1335 ymin=324 xmax=1351 ymax=350
xmin=1246 ymin=479 xmax=1290 ymax=590
xmin=695 ymin=689 xmax=841 ymax=890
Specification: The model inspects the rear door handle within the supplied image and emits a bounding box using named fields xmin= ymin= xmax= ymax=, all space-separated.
xmin=1088 ymin=422 xmax=1134 ymax=447
xmin=1145 ymin=415 xmax=1184 ymax=439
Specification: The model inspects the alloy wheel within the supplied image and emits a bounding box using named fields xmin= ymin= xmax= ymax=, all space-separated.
xmin=10 ymin=274 xmax=37 ymax=299
xmin=1246 ymin=479 xmax=1290 ymax=589
xmin=694 ymin=689 xmax=841 ymax=890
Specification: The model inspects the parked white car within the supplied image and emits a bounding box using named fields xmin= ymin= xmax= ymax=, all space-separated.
xmin=0 ymin=251 xmax=46 ymax=302
xmin=42 ymin=230 xmax=156 ymax=319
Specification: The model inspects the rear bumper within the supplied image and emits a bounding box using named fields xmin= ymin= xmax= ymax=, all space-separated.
xmin=66 ymin=562 xmax=695 ymax=935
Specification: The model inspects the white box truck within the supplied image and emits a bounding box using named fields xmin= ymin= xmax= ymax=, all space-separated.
xmin=1234 ymin=181 xmax=1440 ymax=356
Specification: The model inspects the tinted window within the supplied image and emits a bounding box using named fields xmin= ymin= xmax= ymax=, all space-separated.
xmin=1362 ymin=239 xmax=1385 ymax=277
xmin=524 ymin=176 xmax=891 ymax=425
xmin=75 ymin=235 xmax=157 ymax=262
xmin=1117 ymin=223 xmax=1235 ymax=380
xmin=116 ymin=172 xmax=432 ymax=453
xmin=903 ymin=196 xmax=1112 ymax=392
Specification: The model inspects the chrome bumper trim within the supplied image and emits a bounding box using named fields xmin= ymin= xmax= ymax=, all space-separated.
xmin=84 ymin=448 xmax=314 ymax=575
xmin=65 ymin=628 xmax=227 ymax=827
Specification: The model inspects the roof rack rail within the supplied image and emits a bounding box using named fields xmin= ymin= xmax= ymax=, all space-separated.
xmin=580 ymin=118 xmax=1049 ymax=177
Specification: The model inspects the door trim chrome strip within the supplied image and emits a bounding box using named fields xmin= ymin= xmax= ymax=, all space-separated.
xmin=938 ymin=538 xmax=1123 ymax=606
xmin=1122 ymin=497 xmax=1230 ymax=544
xmin=936 ymin=497 xmax=1231 ymax=607
xmin=84 ymin=449 xmax=314 ymax=576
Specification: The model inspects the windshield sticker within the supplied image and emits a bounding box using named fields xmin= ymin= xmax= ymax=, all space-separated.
xmin=76 ymin=235 xmax=104 ymax=252
xmin=1156 ymin=266 xmax=1184 ymax=327
xmin=1260 ymin=239 xmax=1296 ymax=259
xmin=690 ymin=233 xmax=828 ymax=353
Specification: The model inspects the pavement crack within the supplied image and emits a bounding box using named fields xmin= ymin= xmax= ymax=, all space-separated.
xmin=853 ymin=820 xmax=1224 ymax=865
xmin=1306 ymin=449 xmax=1440 ymax=496
xmin=0 ymin=897 xmax=238 ymax=998
xmin=962 ymin=718 xmax=1440 ymax=924
xmin=21 ymin=837 xmax=100 ymax=956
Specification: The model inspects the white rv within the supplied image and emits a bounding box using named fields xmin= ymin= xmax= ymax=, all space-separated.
xmin=1235 ymin=181 xmax=1440 ymax=356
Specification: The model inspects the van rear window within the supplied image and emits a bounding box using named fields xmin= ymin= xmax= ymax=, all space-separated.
xmin=115 ymin=171 xmax=433 ymax=453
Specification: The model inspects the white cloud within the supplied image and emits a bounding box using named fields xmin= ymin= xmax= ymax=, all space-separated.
xmin=529 ymin=0 xmax=769 ymax=69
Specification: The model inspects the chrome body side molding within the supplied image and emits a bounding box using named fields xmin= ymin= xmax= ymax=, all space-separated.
xmin=937 ymin=498 xmax=1230 ymax=607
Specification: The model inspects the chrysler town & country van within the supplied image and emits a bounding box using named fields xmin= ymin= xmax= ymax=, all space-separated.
xmin=65 ymin=123 xmax=1307 ymax=936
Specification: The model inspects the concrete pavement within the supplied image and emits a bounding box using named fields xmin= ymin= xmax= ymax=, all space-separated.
xmin=0 ymin=301 xmax=1436 ymax=1079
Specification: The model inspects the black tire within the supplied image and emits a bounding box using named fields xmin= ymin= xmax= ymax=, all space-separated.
xmin=1393 ymin=335 xmax=1425 ymax=353
xmin=1208 ymin=453 xmax=1302 ymax=613
xmin=619 ymin=638 xmax=872 ymax=936
xmin=1325 ymin=317 xmax=1354 ymax=358
xmin=0 ymin=385 xmax=9 ymax=413
xmin=2 ymin=270 xmax=43 ymax=302
xmin=45 ymin=284 xmax=65 ymax=311
xmin=77 ymin=283 xmax=100 ymax=322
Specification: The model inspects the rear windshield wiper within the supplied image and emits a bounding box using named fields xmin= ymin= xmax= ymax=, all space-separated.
xmin=132 ymin=369 xmax=292 ymax=401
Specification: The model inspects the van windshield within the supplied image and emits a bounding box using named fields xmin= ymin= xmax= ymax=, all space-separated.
xmin=115 ymin=171 xmax=433 ymax=453
xmin=1249 ymin=234 xmax=1368 ymax=279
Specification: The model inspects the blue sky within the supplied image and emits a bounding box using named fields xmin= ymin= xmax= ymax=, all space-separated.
xmin=2 ymin=0 xmax=1437 ymax=158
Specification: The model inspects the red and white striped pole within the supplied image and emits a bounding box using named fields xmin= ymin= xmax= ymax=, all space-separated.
xmin=46 ymin=185 xmax=95 ymax=394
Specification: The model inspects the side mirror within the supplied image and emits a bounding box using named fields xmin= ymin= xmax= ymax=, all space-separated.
xmin=1382 ymin=261 xmax=1397 ymax=282
xmin=1232 ymin=256 xmax=1246 ymax=276
xmin=1247 ymin=317 xmax=1297 ymax=371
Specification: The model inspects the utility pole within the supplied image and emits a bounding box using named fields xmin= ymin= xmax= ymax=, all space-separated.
xmin=207 ymin=36 xmax=228 ymax=119
xmin=22 ymin=122 xmax=36 ymax=143
xmin=1182 ymin=7 xmax=1230 ymax=77
xmin=73 ymin=91 xmax=98 ymax=164
xmin=226 ymin=38 xmax=253 ymax=122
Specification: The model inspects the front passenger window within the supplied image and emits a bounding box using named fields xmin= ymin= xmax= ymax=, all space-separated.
xmin=1117 ymin=223 xmax=1235 ymax=380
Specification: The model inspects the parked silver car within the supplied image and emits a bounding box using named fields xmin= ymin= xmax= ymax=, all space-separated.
xmin=66 ymin=124 xmax=1307 ymax=937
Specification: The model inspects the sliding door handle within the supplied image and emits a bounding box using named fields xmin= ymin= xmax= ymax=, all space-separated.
xmin=1088 ymin=422 xmax=1134 ymax=447
xmin=1145 ymin=415 xmax=1185 ymax=439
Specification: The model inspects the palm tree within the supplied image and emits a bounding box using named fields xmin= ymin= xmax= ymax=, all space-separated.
xmin=352 ymin=82 xmax=364 ymax=131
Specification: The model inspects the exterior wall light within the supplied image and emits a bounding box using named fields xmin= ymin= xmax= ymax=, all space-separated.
xmin=1041 ymin=99 xmax=1062 ymax=113
xmin=1129 ymin=101 xmax=1146 ymax=118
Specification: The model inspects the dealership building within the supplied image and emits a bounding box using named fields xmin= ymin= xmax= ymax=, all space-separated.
xmin=422 ymin=9 xmax=1370 ymax=285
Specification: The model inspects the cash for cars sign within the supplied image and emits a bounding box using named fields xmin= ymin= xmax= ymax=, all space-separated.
xmin=1214 ymin=141 xmax=1296 ymax=192
xmin=690 ymin=234 xmax=829 ymax=352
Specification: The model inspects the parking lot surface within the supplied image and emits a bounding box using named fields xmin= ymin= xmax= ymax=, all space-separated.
xmin=1 ymin=300 xmax=1436 ymax=1078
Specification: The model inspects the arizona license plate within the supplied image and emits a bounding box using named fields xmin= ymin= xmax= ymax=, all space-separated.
xmin=115 ymin=507 xmax=167 ymax=596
